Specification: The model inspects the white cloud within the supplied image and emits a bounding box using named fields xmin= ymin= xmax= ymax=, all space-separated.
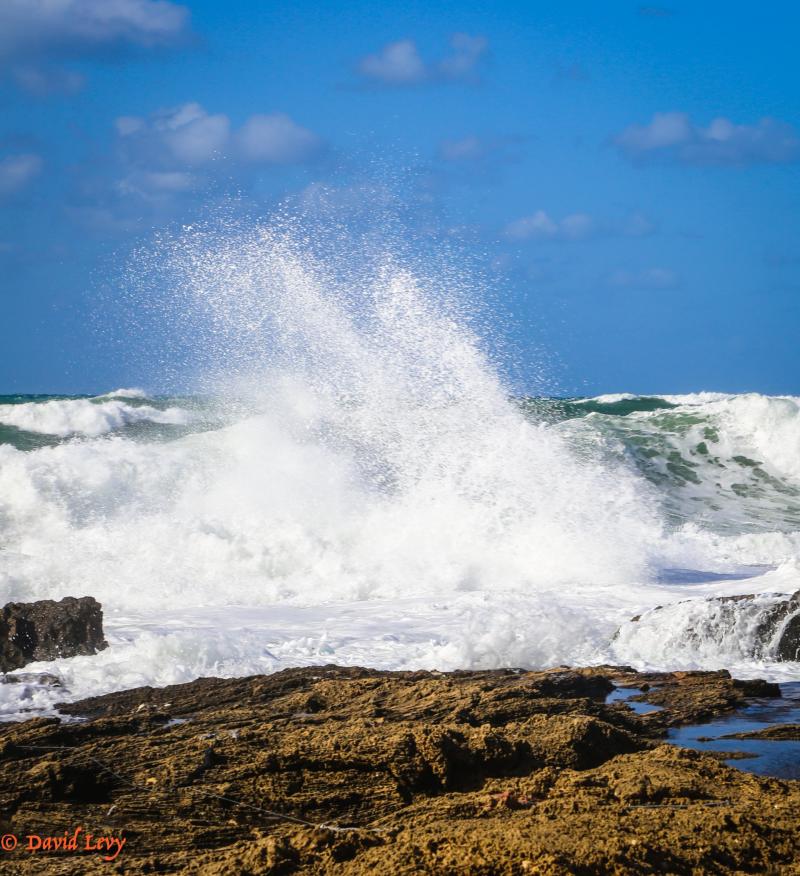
xmin=158 ymin=103 xmax=230 ymax=165
xmin=118 ymin=104 xmax=229 ymax=166
xmin=141 ymin=170 xmax=194 ymax=191
xmin=237 ymin=114 xmax=321 ymax=164
xmin=0 ymin=0 xmax=189 ymax=60
xmin=607 ymin=267 xmax=679 ymax=290
xmin=505 ymin=209 xmax=657 ymax=242
xmin=438 ymin=135 xmax=524 ymax=171
xmin=358 ymin=33 xmax=488 ymax=86
xmin=0 ymin=153 xmax=43 ymax=195
xmin=559 ymin=213 xmax=595 ymax=239
xmin=615 ymin=112 xmax=800 ymax=165
xmin=438 ymin=33 xmax=488 ymax=80
xmin=115 ymin=116 xmax=145 ymax=136
xmin=115 ymin=103 xmax=322 ymax=173
xmin=617 ymin=112 xmax=690 ymax=153
xmin=359 ymin=40 xmax=426 ymax=85
xmin=118 ymin=169 xmax=195 ymax=196
xmin=505 ymin=210 xmax=594 ymax=241
xmin=0 ymin=0 xmax=189 ymax=96
xmin=623 ymin=211 xmax=657 ymax=237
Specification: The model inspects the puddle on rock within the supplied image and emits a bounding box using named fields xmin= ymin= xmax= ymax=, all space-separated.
xmin=666 ymin=682 xmax=800 ymax=780
xmin=605 ymin=686 xmax=665 ymax=715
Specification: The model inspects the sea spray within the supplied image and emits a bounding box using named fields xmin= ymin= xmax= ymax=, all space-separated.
xmin=1 ymin=217 xmax=661 ymax=607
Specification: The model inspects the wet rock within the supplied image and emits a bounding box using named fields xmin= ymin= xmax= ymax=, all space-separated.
xmin=707 ymin=590 xmax=800 ymax=661
xmin=720 ymin=723 xmax=800 ymax=740
xmin=769 ymin=591 xmax=800 ymax=660
xmin=619 ymin=668 xmax=781 ymax=725
xmin=0 ymin=596 xmax=107 ymax=671
xmin=714 ymin=590 xmax=800 ymax=660
xmin=622 ymin=590 xmax=800 ymax=662
xmin=1 ymin=671 xmax=61 ymax=686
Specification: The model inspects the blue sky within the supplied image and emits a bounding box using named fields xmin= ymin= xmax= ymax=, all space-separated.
xmin=1 ymin=0 xmax=798 ymax=394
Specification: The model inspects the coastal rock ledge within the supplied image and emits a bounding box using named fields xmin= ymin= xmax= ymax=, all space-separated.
xmin=0 ymin=665 xmax=798 ymax=874
xmin=0 ymin=596 xmax=107 ymax=672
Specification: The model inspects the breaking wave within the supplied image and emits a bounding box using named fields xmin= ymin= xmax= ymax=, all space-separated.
xmin=0 ymin=214 xmax=797 ymax=716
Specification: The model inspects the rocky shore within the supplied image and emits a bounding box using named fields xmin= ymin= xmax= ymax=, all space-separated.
xmin=0 ymin=664 xmax=798 ymax=874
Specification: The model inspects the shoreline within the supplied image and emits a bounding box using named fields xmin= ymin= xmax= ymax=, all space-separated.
xmin=0 ymin=664 xmax=798 ymax=873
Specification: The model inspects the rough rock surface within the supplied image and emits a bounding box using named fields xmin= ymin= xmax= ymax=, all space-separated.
xmin=0 ymin=597 xmax=107 ymax=672
xmin=0 ymin=665 xmax=797 ymax=874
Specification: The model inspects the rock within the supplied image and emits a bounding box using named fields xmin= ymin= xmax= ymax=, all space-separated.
xmin=710 ymin=590 xmax=800 ymax=661
xmin=0 ymin=665 xmax=799 ymax=874
xmin=719 ymin=723 xmax=800 ymax=741
xmin=0 ymin=596 xmax=107 ymax=671
xmin=0 ymin=671 xmax=61 ymax=686
xmin=622 ymin=590 xmax=800 ymax=662
xmin=768 ymin=591 xmax=800 ymax=660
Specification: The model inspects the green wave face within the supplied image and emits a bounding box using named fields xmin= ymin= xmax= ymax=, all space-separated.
xmin=519 ymin=395 xmax=800 ymax=535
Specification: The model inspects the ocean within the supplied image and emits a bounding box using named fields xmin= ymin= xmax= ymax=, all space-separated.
xmin=1 ymin=388 xmax=798 ymax=720
xmin=0 ymin=223 xmax=798 ymax=719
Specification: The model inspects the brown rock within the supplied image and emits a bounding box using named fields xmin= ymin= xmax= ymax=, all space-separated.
xmin=0 ymin=665 xmax=796 ymax=873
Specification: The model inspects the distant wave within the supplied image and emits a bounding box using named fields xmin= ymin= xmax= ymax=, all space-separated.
xmin=0 ymin=394 xmax=189 ymax=437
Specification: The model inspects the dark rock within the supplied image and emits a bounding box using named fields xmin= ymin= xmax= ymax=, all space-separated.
xmin=0 ymin=596 xmax=107 ymax=671
xmin=773 ymin=592 xmax=800 ymax=660
xmin=714 ymin=591 xmax=800 ymax=661
xmin=711 ymin=590 xmax=800 ymax=661
xmin=0 ymin=671 xmax=62 ymax=686
xmin=719 ymin=723 xmax=800 ymax=741
xmin=623 ymin=590 xmax=800 ymax=662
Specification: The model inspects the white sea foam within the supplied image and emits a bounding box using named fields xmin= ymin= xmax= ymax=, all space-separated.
xmin=582 ymin=393 xmax=639 ymax=403
xmin=101 ymin=388 xmax=151 ymax=400
xmin=0 ymin=397 xmax=188 ymax=437
xmin=702 ymin=393 xmax=800 ymax=481
xmin=658 ymin=392 xmax=738 ymax=405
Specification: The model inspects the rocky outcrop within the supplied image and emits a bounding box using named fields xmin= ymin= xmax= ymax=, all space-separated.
xmin=0 ymin=596 xmax=107 ymax=672
xmin=622 ymin=590 xmax=800 ymax=661
xmin=0 ymin=665 xmax=798 ymax=874
xmin=706 ymin=590 xmax=800 ymax=661
xmin=766 ymin=590 xmax=800 ymax=660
